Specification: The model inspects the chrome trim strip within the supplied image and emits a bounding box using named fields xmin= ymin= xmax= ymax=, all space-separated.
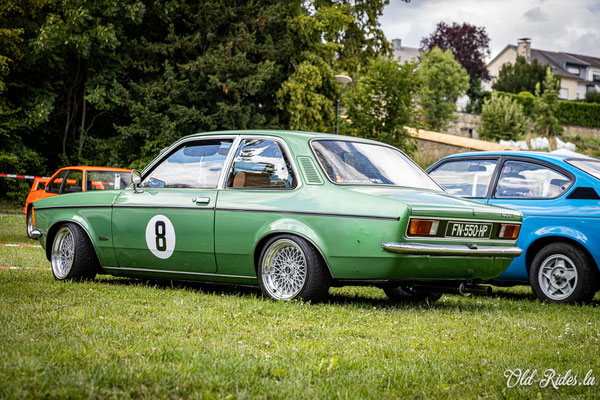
xmin=216 ymin=207 xmax=399 ymax=221
xmin=102 ymin=266 xmax=256 ymax=280
xmin=113 ymin=205 xmax=214 ymax=210
xmin=381 ymin=242 xmax=523 ymax=257
xmin=35 ymin=205 xmax=112 ymax=210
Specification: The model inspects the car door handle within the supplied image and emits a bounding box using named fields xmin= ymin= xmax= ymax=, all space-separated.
xmin=192 ymin=197 xmax=210 ymax=205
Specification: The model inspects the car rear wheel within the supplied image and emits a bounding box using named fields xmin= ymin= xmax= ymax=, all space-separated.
xmin=51 ymin=223 xmax=97 ymax=281
xmin=258 ymin=235 xmax=330 ymax=301
xmin=384 ymin=285 xmax=443 ymax=304
xmin=530 ymin=242 xmax=598 ymax=304
xmin=26 ymin=208 xmax=34 ymax=239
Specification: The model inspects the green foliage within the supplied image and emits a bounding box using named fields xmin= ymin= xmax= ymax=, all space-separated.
xmin=584 ymin=90 xmax=600 ymax=104
xmin=555 ymin=101 xmax=600 ymax=127
xmin=492 ymin=56 xmax=547 ymax=94
xmin=479 ymin=92 xmax=529 ymax=141
xmin=534 ymin=68 xmax=563 ymax=136
xmin=342 ymin=58 xmax=420 ymax=153
xmin=418 ymin=47 xmax=469 ymax=130
xmin=0 ymin=0 xmax=402 ymax=203
xmin=488 ymin=90 xmax=600 ymax=128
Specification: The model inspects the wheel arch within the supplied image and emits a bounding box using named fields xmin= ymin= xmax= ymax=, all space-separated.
xmin=45 ymin=219 xmax=100 ymax=265
xmin=525 ymin=235 xmax=599 ymax=277
xmin=253 ymin=229 xmax=333 ymax=280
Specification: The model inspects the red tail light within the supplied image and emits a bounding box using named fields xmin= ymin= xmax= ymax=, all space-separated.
xmin=408 ymin=219 xmax=440 ymax=236
xmin=498 ymin=224 xmax=520 ymax=239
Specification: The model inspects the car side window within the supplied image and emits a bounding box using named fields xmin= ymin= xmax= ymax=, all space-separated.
xmin=429 ymin=159 xmax=498 ymax=197
xmin=494 ymin=160 xmax=572 ymax=199
xmin=62 ymin=170 xmax=83 ymax=193
xmin=47 ymin=170 xmax=68 ymax=194
xmin=227 ymin=139 xmax=297 ymax=189
xmin=140 ymin=139 xmax=234 ymax=189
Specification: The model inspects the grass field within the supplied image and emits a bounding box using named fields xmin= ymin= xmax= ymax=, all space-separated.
xmin=1 ymin=214 xmax=599 ymax=399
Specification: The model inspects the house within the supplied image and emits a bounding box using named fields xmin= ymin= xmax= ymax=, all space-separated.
xmin=392 ymin=39 xmax=420 ymax=63
xmin=487 ymin=38 xmax=600 ymax=100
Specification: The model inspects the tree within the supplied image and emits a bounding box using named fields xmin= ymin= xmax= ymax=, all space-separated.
xmin=418 ymin=47 xmax=469 ymax=130
xmin=479 ymin=92 xmax=529 ymax=141
xmin=534 ymin=67 xmax=563 ymax=136
xmin=342 ymin=58 xmax=420 ymax=153
xmin=492 ymin=56 xmax=547 ymax=94
xmin=420 ymin=22 xmax=490 ymax=108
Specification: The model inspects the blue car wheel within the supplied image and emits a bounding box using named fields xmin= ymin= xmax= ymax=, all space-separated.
xmin=530 ymin=242 xmax=598 ymax=304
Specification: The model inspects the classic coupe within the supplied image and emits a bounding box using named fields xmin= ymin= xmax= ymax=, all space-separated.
xmin=24 ymin=166 xmax=131 ymax=238
xmin=29 ymin=131 xmax=523 ymax=302
xmin=428 ymin=151 xmax=600 ymax=303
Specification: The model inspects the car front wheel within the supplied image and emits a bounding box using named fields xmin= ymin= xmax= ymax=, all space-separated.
xmin=51 ymin=223 xmax=97 ymax=281
xmin=530 ymin=242 xmax=598 ymax=304
xmin=258 ymin=235 xmax=330 ymax=302
xmin=26 ymin=208 xmax=35 ymax=239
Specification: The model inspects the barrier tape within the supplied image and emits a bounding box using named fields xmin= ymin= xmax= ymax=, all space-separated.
xmin=0 ymin=244 xmax=42 ymax=248
xmin=0 ymin=173 xmax=50 ymax=180
xmin=0 ymin=266 xmax=50 ymax=270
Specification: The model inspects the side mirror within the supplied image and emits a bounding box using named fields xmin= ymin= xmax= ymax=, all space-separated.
xmin=131 ymin=169 xmax=143 ymax=193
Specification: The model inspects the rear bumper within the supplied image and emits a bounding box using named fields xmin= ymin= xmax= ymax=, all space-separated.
xmin=381 ymin=242 xmax=522 ymax=258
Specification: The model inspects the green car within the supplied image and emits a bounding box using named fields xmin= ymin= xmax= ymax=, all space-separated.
xmin=30 ymin=130 xmax=523 ymax=302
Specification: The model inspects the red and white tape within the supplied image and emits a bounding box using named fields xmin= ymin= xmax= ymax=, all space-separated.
xmin=0 ymin=173 xmax=49 ymax=180
xmin=0 ymin=266 xmax=50 ymax=270
xmin=0 ymin=243 xmax=42 ymax=248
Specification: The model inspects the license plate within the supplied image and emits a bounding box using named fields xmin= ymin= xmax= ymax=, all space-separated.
xmin=446 ymin=221 xmax=492 ymax=239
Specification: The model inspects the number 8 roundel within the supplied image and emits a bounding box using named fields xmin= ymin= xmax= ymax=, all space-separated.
xmin=145 ymin=215 xmax=176 ymax=259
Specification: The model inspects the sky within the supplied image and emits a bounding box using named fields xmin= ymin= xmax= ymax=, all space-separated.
xmin=380 ymin=0 xmax=600 ymax=60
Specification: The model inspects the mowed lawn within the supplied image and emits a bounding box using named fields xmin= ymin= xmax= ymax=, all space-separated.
xmin=1 ymin=214 xmax=599 ymax=399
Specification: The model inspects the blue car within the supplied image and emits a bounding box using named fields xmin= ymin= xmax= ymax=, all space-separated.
xmin=427 ymin=151 xmax=600 ymax=304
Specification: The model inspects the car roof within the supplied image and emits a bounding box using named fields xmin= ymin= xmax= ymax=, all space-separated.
xmin=57 ymin=166 xmax=132 ymax=172
xmin=440 ymin=151 xmax=592 ymax=163
xmin=182 ymin=129 xmax=384 ymax=145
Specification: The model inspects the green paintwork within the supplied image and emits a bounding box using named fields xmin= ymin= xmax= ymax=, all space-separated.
xmin=33 ymin=130 xmax=523 ymax=285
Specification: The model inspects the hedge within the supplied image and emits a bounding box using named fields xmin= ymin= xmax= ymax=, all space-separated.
xmin=482 ymin=91 xmax=600 ymax=128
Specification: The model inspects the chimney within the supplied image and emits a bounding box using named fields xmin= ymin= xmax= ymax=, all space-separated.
xmin=392 ymin=39 xmax=402 ymax=51
xmin=517 ymin=38 xmax=532 ymax=62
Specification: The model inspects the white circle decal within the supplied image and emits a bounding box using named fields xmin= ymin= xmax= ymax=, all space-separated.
xmin=145 ymin=215 xmax=176 ymax=259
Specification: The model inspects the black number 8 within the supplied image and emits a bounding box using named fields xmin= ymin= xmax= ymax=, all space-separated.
xmin=155 ymin=221 xmax=167 ymax=251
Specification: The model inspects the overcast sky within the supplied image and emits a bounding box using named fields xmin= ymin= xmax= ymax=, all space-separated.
xmin=380 ymin=0 xmax=600 ymax=60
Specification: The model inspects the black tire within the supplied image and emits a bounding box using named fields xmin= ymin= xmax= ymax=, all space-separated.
xmin=384 ymin=285 xmax=443 ymax=304
xmin=26 ymin=208 xmax=35 ymax=239
xmin=530 ymin=242 xmax=598 ymax=304
xmin=257 ymin=234 xmax=330 ymax=302
xmin=50 ymin=223 xmax=97 ymax=281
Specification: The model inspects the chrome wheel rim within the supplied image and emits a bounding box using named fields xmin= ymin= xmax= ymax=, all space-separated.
xmin=538 ymin=254 xmax=577 ymax=301
xmin=261 ymin=239 xmax=307 ymax=300
xmin=51 ymin=226 xmax=75 ymax=279
xmin=27 ymin=212 xmax=34 ymax=236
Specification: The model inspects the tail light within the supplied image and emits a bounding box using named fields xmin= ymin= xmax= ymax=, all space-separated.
xmin=498 ymin=224 xmax=520 ymax=239
xmin=408 ymin=219 xmax=440 ymax=236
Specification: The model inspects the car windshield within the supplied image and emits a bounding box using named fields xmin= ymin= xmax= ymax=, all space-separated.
xmin=87 ymin=171 xmax=131 ymax=191
xmin=566 ymin=159 xmax=600 ymax=180
xmin=311 ymin=140 xmax=442 ymax=190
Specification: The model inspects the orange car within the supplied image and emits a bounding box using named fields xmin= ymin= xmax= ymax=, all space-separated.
xmin=25 ymin=166 xmax=131 ymax=238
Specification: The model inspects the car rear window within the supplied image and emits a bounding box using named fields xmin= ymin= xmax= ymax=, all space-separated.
xmin=311 ymin=140 xmax=441 ymax=191
xmin=87 ymin=171 xmax=131 ymax=190
xmin=566 ymin=159 xmax=600 ymax=181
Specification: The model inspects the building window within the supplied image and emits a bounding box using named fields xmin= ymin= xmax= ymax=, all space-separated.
xmin=558 ymin=88 xmax=568 ymax=99
xmin=567 ymin=65 xmax=580 ymax=75
xmin=593 ymin=74 xmax=600 ymax=83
